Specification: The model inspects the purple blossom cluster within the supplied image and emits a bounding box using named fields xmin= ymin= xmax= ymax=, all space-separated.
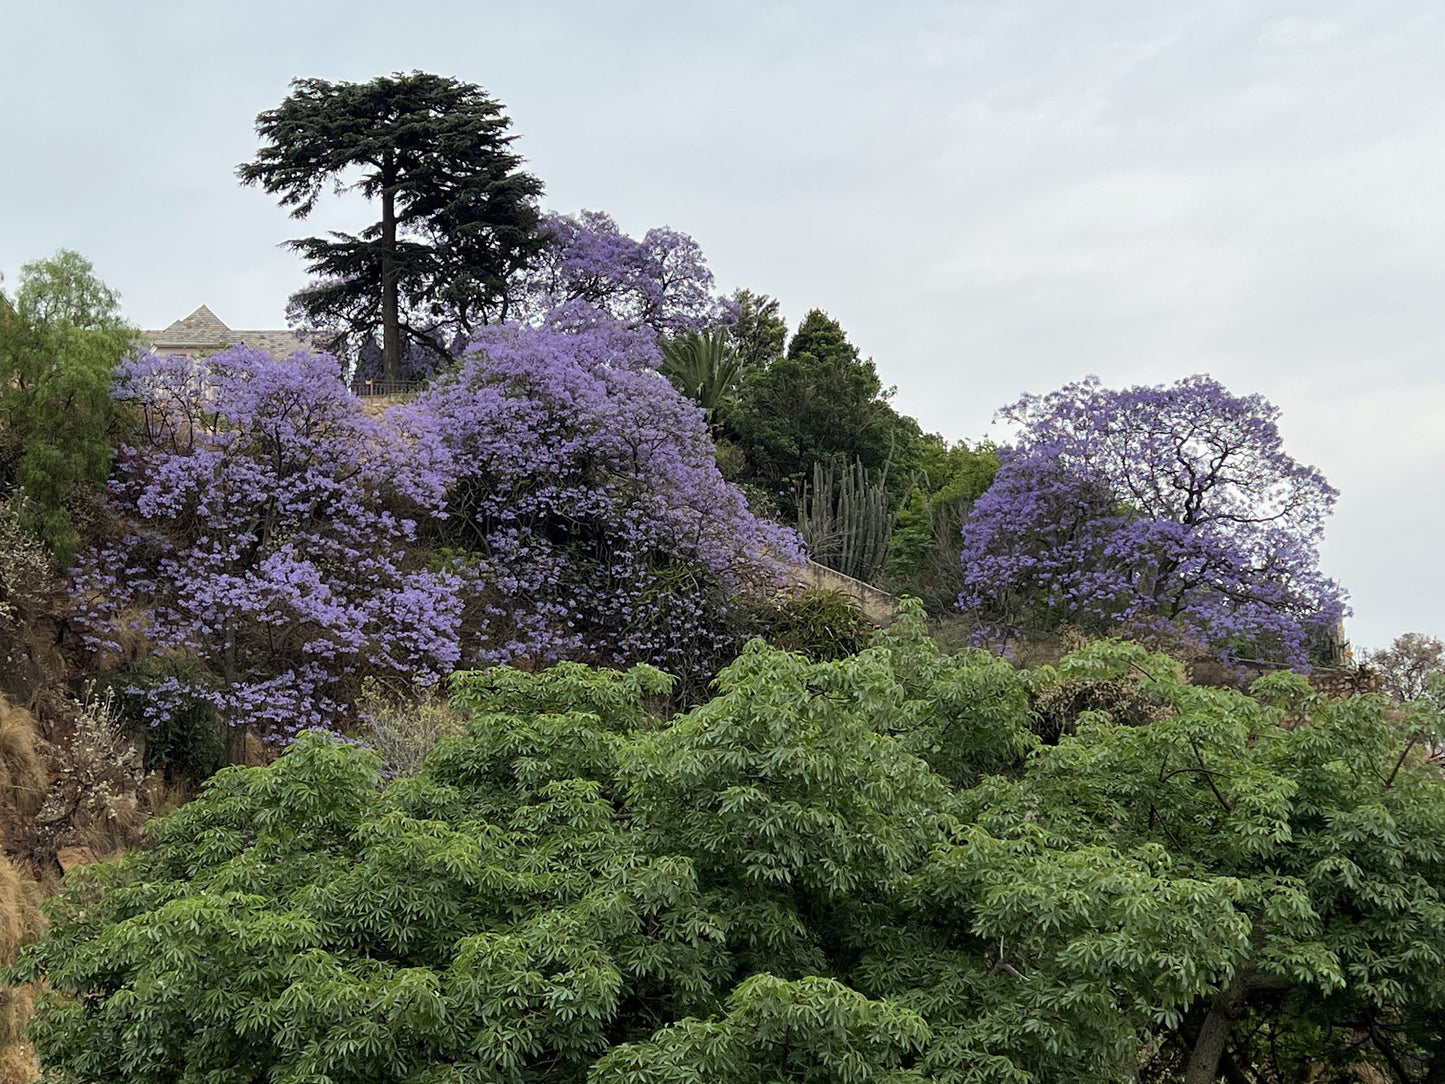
xmin=512 ymin=211 xmax=734 ymax=336
xmin=959 ymin=375 xmax=1347 ymax=666
xmin=77 ymin=347 xmax=462 ymax=742
xmin=402 ymin=321 xmax=801 ymax=682
xmin=78 ymin=320 xmax=800 ymax=744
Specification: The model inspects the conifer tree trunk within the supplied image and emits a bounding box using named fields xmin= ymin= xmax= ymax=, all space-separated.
xmin=380 ymin=153 xmax=400 ymax=383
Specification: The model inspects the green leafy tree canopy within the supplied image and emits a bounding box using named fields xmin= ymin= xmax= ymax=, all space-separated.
xmin=0 ymin=250 xmax=135 ymax=564
xmin=14 ymin=613 xmax=1445 ymax=1083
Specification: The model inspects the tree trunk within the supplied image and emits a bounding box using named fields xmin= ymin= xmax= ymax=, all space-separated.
xmin=380 ymin=155 xmax=401 ymax=383
xmin=221 ymin=614 xmax=247 ymax=765
xmin=1186 ymin=969 xmax=1292 ymax=1084
xmin=1186 ymin=976 xmax=1245 ymax=1084
xmin=226 ymin=718 xmax=249 ymax=766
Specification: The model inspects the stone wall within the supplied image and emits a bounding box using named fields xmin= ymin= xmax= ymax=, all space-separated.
xmin=357 ymin=394 xmax=409 ymax=418
xmin=1308 ymin=667 xmax=1379 ymax=698
xmin=1190 ymin=657 xmax=1380 ymax=698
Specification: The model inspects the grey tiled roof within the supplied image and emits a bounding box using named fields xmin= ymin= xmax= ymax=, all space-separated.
xmin=149 ymin=305 xmax=230 ymax=346
xmin=143 ymin=305 xmax=313 ymax=357
xmin=228 ymin=329 xmax=314 ymax=355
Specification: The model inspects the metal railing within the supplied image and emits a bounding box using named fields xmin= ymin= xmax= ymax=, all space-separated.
xmin=350 ymin=379 xmax=423 ymax=397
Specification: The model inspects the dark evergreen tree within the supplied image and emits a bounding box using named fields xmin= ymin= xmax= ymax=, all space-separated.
xmin=720 ymin=309 xmax=919 ymax=518
xmin=728 ymin=289 xmax=787 ymax=370
xmin=238 ymin=72 xmax=545 ymax=379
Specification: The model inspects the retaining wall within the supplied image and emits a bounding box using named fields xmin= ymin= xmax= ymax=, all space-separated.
xmin=795 ymin=562 xmax=900 ymax=626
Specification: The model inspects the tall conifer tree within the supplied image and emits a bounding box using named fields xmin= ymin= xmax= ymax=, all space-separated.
xmin=239 ymin=72 xmax=545 ymax=379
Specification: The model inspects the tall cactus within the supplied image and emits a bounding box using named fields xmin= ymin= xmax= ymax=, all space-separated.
xmin=797 ymin=458 xmax=893 ymax=583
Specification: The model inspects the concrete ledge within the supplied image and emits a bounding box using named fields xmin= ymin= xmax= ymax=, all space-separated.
xmin=795 ymin=562 xmax=899 ymax=625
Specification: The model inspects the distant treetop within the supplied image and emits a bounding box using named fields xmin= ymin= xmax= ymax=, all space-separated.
xmin=959 ymin=374 xmax=1346 ymax=665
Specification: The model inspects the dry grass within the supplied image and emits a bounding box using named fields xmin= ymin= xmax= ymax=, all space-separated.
xmin=358 ymin=679 xmax=468 ymax=778
xmin=0 ymin=855 xmax=43 ymax=967
xmin=68 ymin=766 xmax=191 ymax=862
xmin=0 ymin=1044 xmax=36 ymax=1084
xmin=69 ymin=792 xmax=146 ymax=862
xmin=0 ymin=701 xmax=45 ymax=823
xmin=138 ymin=774 xmax=192 ymax=821
xmin=0 ymin=853 xmax=44 ymax=1083
xmin=0 ymin=958 xmax=36 ymax=1048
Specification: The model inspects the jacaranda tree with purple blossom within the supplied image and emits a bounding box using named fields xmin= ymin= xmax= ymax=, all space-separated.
xmin=513 ymin=211 xmax=730 ymax=336
xmin=340 ymin=210 xmax=730 ymax=382
xmin=404 ymin=320 xmax=800 ymax=695
xmin=77 ymin=346 xmax=462 ymax=755
xmin=958 ymin=375 xmax=1346 ymax=665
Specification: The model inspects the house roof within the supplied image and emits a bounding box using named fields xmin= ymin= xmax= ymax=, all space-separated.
xmin=143 ymin=305 xmax=313 ymax=357
xmin=149 ymin=304 xmax=230 ymax=346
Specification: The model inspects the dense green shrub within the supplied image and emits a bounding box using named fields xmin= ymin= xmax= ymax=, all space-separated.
xmin=740 ymin=588 xmax=876 ymax=662
xmin=97 ymin=657 xmax=226 ymax=787
xmin=0 ymin=251 xmax=135 ymax=565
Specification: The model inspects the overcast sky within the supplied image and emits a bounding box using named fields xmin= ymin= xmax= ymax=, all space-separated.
xmin=3 ymin=0 xmax=1440 ymax=652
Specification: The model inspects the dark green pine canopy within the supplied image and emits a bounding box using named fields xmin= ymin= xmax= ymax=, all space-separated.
xmin=239 ymin=71 xmax=546 ymax=379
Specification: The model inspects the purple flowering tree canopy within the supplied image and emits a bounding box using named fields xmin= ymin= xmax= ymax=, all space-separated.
xmin=402 ymin=321 xmax=801 ymax=690
xmin=958 ymin=375 xmax=1347 ymax=665
xmin=512 ymin=211 xmax=731 ymax=337
xmin=76 ymin=346 xmax=462 ymax=744
xmin=300 ymin=210 xmax=733 ymax=381
xmin=79 ymin=322 xmax=799 ymax=745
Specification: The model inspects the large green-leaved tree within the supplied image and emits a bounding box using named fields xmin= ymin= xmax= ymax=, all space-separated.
xmin=0 ymin=250 xmax=135 ymax=564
